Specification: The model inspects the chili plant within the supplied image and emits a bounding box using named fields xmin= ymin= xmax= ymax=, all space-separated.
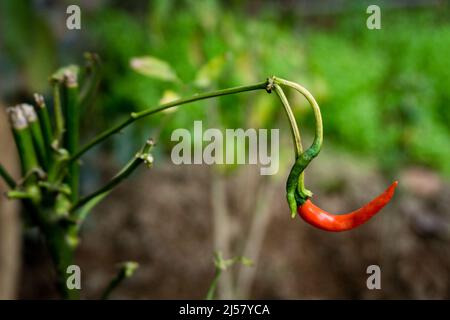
xmin=0 ymin=57 xmax=397 ymax=299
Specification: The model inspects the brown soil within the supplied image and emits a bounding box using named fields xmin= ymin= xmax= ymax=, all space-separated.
xmin=16 ymin=149 xmax=450 ymax=299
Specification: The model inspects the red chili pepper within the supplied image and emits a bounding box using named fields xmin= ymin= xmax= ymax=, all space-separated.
xmin=298 ymin=181 xmax=398 ymax=232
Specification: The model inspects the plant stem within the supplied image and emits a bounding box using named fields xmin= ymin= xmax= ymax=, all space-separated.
xmin=273 ymin=84 xmax=303 ymax=156
xmin=0 ymin=163 xmax=16 ymax=188
xmin=211 ymin=171 xmax=233 ymax=299
xmin=44 ymin=222 xmax=79 ymax=300
xmin=70 ymin=81 xmax=269 ymax=162
xmin=52 ymin=82 xmax=65 ymax=146
xmin=34 ymin=94 xmax=54 ymax=167
xmin=273 ymin=78 xmax=323 ymax=215
xmin=7 ymin=190 xmax=34 ymax=200
xmin=205 ymin=252 xmax=252 ymax=300
xmin=21 ymin=104 xmax=48 ymax=169
xmin=274 ymin=77 xmax=323 ymax=152
xmin=79 ymin=52 xmax=101 ymax=110
xmin=274 ymin=78 xmax=323 ymax=199
xmin=205 ymin=269 xmax=222 ymax=300
xmin=63 ymin=71 xmax=80 ymax=201
xmin=236 ymin=180 xmax=275 ymax=299
xmin=46 ymin=149 xmax=69 ymax=184
xmin=7 ymin=107 xmax=39 ymax=175
xmin=101 ymin=262 xmax=138 ymax=300
xmin=274 ymin=84 xmax=311 ymax=199
xmin=70 ymin=139 xmax=154 ymax=214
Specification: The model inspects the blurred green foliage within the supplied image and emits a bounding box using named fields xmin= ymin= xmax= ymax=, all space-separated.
xmin=1 ymin=0 xmax=449 ymax=176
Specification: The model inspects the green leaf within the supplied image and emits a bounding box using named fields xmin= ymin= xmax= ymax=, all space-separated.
xmin=130 ymin=56 xmax=179 ymax=82
xmin=194 ymin=55 xmax=226 ymax=88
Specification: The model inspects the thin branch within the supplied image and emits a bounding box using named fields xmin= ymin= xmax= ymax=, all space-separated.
xmin=0 ymin=163 xmax=16 ymax=189
xmin=63 ymin=70 xmax=80 ymax=201
xmin=211 ymin=171 xmax=233 ymax=299
xmin=205 ymin=252 xmax=252 ymax=300
xmin=79 ymin=52 xmax=102 ymax=110
xmin=205 ymin=269 xmax=222 ymax=300
xmin=20 ymin=104 xmax=47 ymax=169
xmin=70 ymin=139 xmax=154 ymax=214
xmin=6 ymin=107 xmax=39 ymax=176
xmin=70 ymin=81 xmax=269 ymax=162
xmin=33 ymin=94 xmax=54 ymax=167
xmin=52 ymin=83 xmax=65 ymax=146
xmin=236 ymin=180 xmax=276 ymax=299
xmin=101 ymin=262 xmax=138 ymax=300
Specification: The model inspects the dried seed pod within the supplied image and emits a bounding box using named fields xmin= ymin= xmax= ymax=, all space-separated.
xmin=63 ymin=70 xmax=78 ymax=88
xmin=33 ymin=93 xmax=54 ymax=166
xmin=33 ymin=93 xmax=45 ymax=108
xmin=20 ymin=103 xmax=38 ymax=123
xmin=7 ymin=106 xmax=28 ymax=130
xmin=19 ymin=104 xmax=47 ymax=168
xmin=7 ymin=106 xmax=39 ymax=174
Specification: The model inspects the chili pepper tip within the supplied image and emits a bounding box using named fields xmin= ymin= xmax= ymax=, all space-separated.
xmin=297 ymin=180 xmax=399 ymax=232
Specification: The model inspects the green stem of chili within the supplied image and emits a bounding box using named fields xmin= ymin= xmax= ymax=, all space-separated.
xmin=273 ymin=84 xmax=303 ymax=156
xmin=273 ymin=84 xmax=312 ymax=210
xmin=273 ymin=78 xmax=323 ymax=217
xmin=274 ymin=77 xmax=323 ymax=159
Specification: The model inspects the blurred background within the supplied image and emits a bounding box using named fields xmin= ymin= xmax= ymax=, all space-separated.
xmin=1 ymin=0 xmax=450 ymax=299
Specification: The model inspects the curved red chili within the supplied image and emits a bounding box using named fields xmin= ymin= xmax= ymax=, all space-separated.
xmin=298 ymin=181 xmax=398 ymax=232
